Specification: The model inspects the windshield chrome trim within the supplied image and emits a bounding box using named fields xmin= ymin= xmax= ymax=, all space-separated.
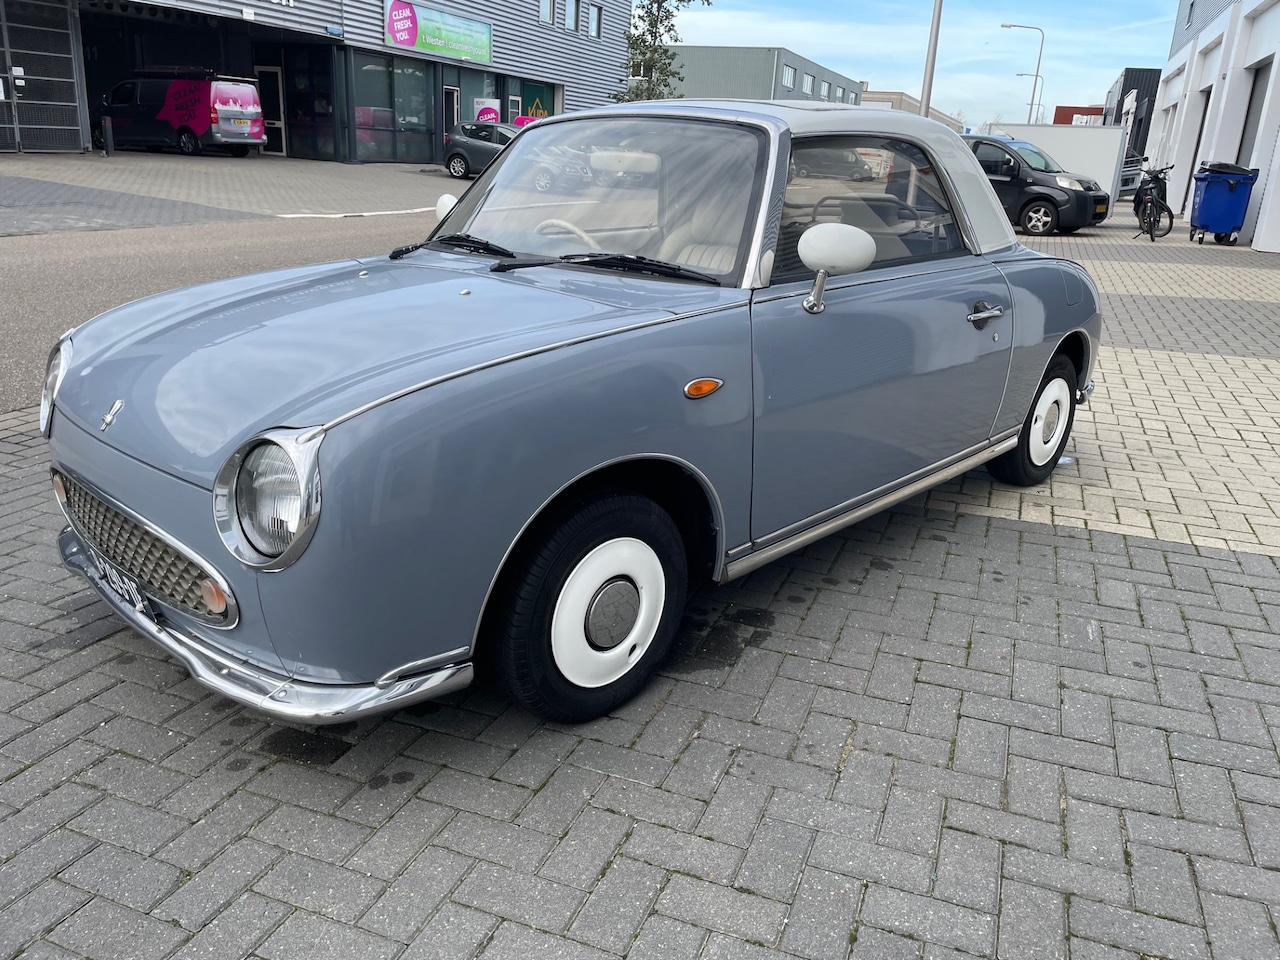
xmin=301 ymin=301 xmax=747 ymax=439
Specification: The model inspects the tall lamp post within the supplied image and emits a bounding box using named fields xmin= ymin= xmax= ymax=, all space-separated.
xmin=1016 ymin=72 xmax=1043 ymax=123
xmin=1002 ymin=22 xmax=1044 ymax=124
xmin=919 ymin=0 xmax=944 ymax=118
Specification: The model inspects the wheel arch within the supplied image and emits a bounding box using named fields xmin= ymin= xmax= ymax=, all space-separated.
xmin=471 ymin=454 xmax=725 ymax=656
xmin=1055 ymin=329 xmax=1089 ymax=387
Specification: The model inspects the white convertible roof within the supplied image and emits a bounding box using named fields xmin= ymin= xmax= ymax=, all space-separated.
xmin=588 ymin=99 xmax=1019 ymax=255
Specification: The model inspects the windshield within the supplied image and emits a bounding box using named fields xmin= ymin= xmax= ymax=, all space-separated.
xmin=432 ymin=116 xmax=769 ymax=285
xmin=1012 ymin=144 xmax=1063 ymax=173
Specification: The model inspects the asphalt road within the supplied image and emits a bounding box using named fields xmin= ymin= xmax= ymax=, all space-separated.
xmin=0 ymin=215 xmax=434 ymax=414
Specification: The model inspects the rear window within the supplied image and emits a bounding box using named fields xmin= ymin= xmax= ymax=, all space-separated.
xmin=213 ymin=83 xmax=260 ymax=111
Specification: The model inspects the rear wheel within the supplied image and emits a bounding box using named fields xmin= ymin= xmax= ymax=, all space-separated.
xmin=228 ymin=145 xmax=250 ymax=158
xmin=497 ymin=493 xmax=687 ymax=723
xmin=177 ymin=129 xmax=200 ymax=156
xmin=532 ymin=166 xmax=555 ymax=192
xmin=447 ymin=154 xmax=469 ymax=178
xmin=987 ymin=355 xmax=1077 ymax=487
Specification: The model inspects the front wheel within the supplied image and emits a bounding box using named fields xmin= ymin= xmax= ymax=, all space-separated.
xmin=987 ymin=355 xmax=1077 ymax=487
xmin=532 ymin=166 xmax=555 ymax=192
xmin=497 ymin=494 xmax=687 ymax=723
xmin=1021 ymin=200 xmax=1058 ymax=236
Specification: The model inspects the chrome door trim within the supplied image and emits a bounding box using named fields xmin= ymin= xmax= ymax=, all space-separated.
xmin=721 ymin=434 xmax=1018 ymax=583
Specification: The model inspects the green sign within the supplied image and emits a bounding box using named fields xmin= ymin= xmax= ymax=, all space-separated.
xmin=386 ymin=0 xmax=492 ymax=63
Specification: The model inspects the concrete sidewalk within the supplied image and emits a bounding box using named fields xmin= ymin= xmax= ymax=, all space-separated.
xmin=0 ymin=151 xmax=456 ymax=228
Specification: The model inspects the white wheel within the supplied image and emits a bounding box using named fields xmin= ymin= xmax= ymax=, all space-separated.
xmin=1028 ymin=377 xmax=1072 ymax=466
xmin=550 ymin=537 xmax=665 ymax=688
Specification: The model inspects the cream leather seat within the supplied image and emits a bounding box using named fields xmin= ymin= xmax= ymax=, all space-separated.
xmin=657 ymin=185 xmax=748 ymax=274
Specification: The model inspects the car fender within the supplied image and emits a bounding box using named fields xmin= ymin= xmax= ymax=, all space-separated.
xmin=253 ymin=303 xmax=754 ymax=684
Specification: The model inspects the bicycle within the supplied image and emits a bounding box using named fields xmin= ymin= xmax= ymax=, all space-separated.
xmin=1132 ymin=162 xmax=1174 ymax=241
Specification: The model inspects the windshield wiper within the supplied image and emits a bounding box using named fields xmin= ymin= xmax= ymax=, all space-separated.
xmin=430 ymin=233 xmax=517 ymax=258
xmin=491 ymin=252 xmax=721 ymax=285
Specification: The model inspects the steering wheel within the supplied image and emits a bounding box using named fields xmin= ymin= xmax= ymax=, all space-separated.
xmin=534 ymin=219 xmax=600 ymax=249
xmin=811 ymin=196 xmax=924 ymax=233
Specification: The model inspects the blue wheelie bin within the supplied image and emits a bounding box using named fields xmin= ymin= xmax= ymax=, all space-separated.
xmin=1189 ymin=162 xmax=1259 ymax=245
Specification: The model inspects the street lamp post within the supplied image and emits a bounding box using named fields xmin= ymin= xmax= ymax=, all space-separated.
xmin=1002 ymin=22 xmax=1044 ymax=124
xmin=919 ymin=0 xmax=944 ymax=118
xmin=1016 ymin=72 xmax=1043 ymax=123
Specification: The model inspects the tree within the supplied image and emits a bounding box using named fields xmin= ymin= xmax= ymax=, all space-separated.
xmin=611 ymin=0 xmax=712 ymax=103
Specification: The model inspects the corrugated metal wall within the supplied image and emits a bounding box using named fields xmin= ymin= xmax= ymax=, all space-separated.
xmin=1170 ymin=0 xmax=1236 ymax=55
xmin=669 ymin=45 xmax=862 ymax=104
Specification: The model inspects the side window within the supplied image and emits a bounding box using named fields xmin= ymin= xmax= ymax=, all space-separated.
xmin=109 ymin=82 xmax=136 ymax=106
xmin=973 ymin=142 xmax=1016 ymax=177
xmin=137 ymin=80 xmax=168 ymax=106
xmin=494 ymin=127 xmax=513 ymax=145
xmin=772 ymin=136 xmax=968 ymax=283
xmin=470 ymin=125 xmax=493 ymax=142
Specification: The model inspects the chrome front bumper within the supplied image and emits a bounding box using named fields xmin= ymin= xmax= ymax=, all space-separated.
xmin=59 ymin=526 xmax=473 ymax=724
xmin=1077 ymin=379 xmax=1095 ymax=405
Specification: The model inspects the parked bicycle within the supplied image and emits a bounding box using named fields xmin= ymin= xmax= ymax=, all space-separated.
xmin=1133 ymin=161 xmax=1175 ymax=241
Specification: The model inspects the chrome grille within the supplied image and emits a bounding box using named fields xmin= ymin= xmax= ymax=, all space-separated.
xmin=57 ymin=472 xmax=226 ymax=623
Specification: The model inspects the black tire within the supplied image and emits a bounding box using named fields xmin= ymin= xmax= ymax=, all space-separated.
xmin=1190 ymin=226 xmax=1197 ymax=241
xmin=497 ymin=493 xmax=688 ymax=723
xmin=447 ymin=153 xmax=469 ymax=178
xmin=796 ymin=165 xmax=810 ymax=179
xmin=1148 ymin=200 xmax=1173 ymax=239
xmin=145 ymin=145 xmax=164 ymax=153
xmin=987 ymin=355 xmax=1077 ymax=487
xmin=177 ymin=129 xmax=200 ymax=156
xmin=1020 ymin=200 xmax=1058 ymax=236
xmin=228 ymin=145 xmax=250 ymax=158
xmin=532 ymin=166 xmax=555 ymax=193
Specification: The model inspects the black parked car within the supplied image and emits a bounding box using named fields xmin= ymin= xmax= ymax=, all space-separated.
xmin=444 ymin=121 xmax=517 ymax=179
xmin=963 ymin=134 xmax=1110 ymax=236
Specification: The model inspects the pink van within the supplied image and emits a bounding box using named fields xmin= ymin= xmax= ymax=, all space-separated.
xmin=98 ymin=69 xmax=265 ymax=157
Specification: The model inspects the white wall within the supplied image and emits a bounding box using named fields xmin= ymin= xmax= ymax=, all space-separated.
xmin=1151 ymin=0 xmax=1280 ymax=250
xmin=987 ymin=123 xmax=1130 ymax=201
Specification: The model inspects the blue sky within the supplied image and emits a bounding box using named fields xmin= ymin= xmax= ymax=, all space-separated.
xmin=674 ymin=0 xmax=1176 ymax=128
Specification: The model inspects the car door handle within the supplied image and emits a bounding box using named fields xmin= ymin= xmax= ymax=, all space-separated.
xmin=967 ymin=301 xmax=1003 ymax=330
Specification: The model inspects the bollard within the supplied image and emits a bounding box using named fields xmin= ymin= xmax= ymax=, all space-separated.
xmin=101 ymin=115 xmax=114 ymax=156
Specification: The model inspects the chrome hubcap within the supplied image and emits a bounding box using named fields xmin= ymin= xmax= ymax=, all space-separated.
xmin=584 ymin=577 xmax=640 ymax=650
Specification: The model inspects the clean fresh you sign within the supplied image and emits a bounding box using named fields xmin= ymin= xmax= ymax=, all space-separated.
xmin=385 ymin=0 xmax=492 ymax=63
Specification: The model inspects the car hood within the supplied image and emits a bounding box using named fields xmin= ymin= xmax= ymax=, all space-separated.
xmin=56 ymin=254 xmax=733 ymax=488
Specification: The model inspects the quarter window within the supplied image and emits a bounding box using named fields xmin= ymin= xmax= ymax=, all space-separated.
xmin=802 ymin=73 xmax=815 ymax=95
xmin=539 ymin=0 xmax=552 ymax=23
xmin=772 ymin=136 xmax=968 ymax=282
xmin=588 ymin=3 xmax=602 ymax=37
xmin=781 ymin=64 xmax=796 ymax=88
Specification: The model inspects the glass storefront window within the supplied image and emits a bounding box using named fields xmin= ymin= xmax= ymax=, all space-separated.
xmin=354 ymin=51 xmax=394 ymax=161
xmin=394 ymin=56 xmax=432 ymax=164
xmin=355 ymin=51 xmax=433 ymax=163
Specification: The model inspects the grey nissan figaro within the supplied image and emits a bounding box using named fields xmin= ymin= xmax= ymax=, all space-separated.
xmin=43 ymin=100 xmax=1100 ymax=725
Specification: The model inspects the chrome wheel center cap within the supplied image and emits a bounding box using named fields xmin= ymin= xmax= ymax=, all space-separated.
xmin=585 ymin=577 xmax=641 ymax=650
xmin=1042 ymin=404 xmax=1060 ymax=444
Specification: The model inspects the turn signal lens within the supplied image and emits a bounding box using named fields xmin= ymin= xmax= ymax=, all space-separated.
xmin=200 ymin=578 xmax=228 ymax=616
xmin=51 ymin=472 xmax=66 ymax=505
xmin=684 ymin=378 xmax=724 ymax=399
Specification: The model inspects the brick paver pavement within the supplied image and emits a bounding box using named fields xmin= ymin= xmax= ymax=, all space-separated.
xmin=3 ymin=216 xmax=1280 ymax=959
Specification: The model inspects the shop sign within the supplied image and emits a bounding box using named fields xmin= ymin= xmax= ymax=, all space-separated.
xmin=385 ymin=0 xmax=492 ymax=63
xmin=474 ymin=99 xmax=500 ymax=122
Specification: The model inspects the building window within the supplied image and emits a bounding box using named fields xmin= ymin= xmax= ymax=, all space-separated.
xmin=1186 ymin=0 xmax=1194 ymax=25
xmin=539 ymin=0 xmax=552 ymax=23
xmin=835 ymin=85 xmax=844 ymax=101
xmin=820 ymin=80 xmax=830 ymax=99
xmin=565 ymin=0 xmax=578 ymax=30
xmin=781 ymin=64 xmax=796 ymax=88
xmin=588 ymin=3 xmax=601 ymax=37
xmin=802 ymin=73 xmax=815 ymax=95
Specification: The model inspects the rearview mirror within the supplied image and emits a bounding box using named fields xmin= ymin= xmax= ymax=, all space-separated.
xmin=435 ymin=194 xmax=457 ymax=220
xmin=798 ymin=223 xmax=877 ymax=314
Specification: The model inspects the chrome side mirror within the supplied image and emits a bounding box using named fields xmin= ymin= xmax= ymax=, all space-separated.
xmin=436 ymin=193 xmax=457 ymax=220
xmin=797 ymin=223 xmax=877 ymax=314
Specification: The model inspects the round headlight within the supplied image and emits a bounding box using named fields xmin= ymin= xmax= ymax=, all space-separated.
xmin=39 ymin=343 xmax=70 ymax=437
xmin=235 ymin=443 xmax=302 ymax=557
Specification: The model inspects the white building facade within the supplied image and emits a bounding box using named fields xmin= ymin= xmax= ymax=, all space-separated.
xmin=1148 ymin=0 xmax=1280 ymax=250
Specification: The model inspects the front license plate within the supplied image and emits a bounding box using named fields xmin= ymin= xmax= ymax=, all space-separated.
xmin=89 ymin=547 xmax=151 ymax=614
xmin=233 ymin=118 xmax=250 ymax=126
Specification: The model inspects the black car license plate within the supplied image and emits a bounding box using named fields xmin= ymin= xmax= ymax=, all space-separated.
xmin=89 ymin=547 xmax=152 ymax=615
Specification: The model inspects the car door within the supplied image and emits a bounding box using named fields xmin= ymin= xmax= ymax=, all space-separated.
xmin=750 ymin=135 xmax=1014 ymax=540
xmin=105 ymin=81 xmax=137 ymax=144
xmin=971 ymin=141 xmax=1023 ymax=221
xmin=470 ymin=123 xmax=501 ymax=168
xmin=135 ymin=80 xmax=169 ymax=144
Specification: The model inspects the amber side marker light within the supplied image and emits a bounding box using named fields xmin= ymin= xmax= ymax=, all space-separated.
xmin=684 ymin=378 xmax=724 ymax=399
xmin=200 ymin=578 xmax=229 ymax=617
xmin=52 ymin=473 xmax=67 ymax=505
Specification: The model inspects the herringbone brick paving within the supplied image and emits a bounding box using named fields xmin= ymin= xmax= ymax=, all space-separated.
xmin=2 ymin=217 xmax=1280 ymax=959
